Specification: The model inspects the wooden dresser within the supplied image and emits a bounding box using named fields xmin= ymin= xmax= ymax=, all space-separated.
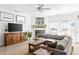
xmin=4 ymin=32 xmax=25 ymax=46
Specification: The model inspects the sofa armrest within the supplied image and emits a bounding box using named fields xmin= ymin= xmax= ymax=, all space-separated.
xmin=40 ymin=46 xmax=66 ymax=55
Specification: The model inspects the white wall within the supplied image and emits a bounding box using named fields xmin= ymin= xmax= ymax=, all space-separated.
xmin=0 ymin=8 xmax=31 ymax=46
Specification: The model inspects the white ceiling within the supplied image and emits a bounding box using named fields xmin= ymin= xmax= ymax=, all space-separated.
xmin=0 ymin=4 xmax=79 ymax=16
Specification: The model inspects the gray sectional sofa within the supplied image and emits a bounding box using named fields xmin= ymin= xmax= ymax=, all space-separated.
xmin=39 ymin=34 xmax=73 ymax=55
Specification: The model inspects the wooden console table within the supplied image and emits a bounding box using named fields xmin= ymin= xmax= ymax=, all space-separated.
xmin=4 ymin=32 xmax=25 ymax=46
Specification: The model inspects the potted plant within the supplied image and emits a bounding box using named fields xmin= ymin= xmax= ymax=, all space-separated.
xmin=24 ymin=32 xmax=28 ymax=40
xmin=27 ymin=32 xmax=32 ymax=40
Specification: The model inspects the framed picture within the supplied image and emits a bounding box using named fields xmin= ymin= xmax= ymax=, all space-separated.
xmin=0 ymin=12 xmax=14 ymax=22
xmin=16 ymin=15 xmax=25 ymax=23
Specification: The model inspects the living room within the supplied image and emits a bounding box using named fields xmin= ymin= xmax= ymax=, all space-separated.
xmin=0 ymin=4 xmax=79 ymax=55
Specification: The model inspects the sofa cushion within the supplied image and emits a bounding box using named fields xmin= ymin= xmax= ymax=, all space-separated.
xmin=56 ymin=38 xmax=68 ymax=50
xmin=47 ymin=42 xmax=57 ymax=48
xmin=56 ymin=45 xmax=64 ymax=50
xmin=56 ymin=36 xmax=65 ymax=40
xmin=63 ymin=36 xmax=71 ymax=44
xmin=53 ymin=49 xmax=66 ymax=55
xmin=39 ymin=34 xmax=65 ymax=40
xmin=43 ymin=40 xmax=53 ymax=45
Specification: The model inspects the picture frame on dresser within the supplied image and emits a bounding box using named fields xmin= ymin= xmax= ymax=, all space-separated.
xmin=0 ymin=11 xmax=14 ymax=22
xmin=16 ymin=15 xmax=25 ymax=23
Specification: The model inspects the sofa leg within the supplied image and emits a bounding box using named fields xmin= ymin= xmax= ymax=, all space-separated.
xmin=71 ymin=46 xmax=74 ymax=55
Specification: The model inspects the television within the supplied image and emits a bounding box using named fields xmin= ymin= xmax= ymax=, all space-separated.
xmin=8 ymin=23 xmax=22 ymax=32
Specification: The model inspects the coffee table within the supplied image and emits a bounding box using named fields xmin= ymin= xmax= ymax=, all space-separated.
xmin=33 ymin=48 xmax=53 ymax=55
xmin=29 ymin=39 xmax=45 ymax=51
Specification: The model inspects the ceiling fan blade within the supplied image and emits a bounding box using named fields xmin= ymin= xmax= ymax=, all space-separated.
xmin=41 ymin=8 xmax=50 ymax=10
xmin=34 ymin=4 xmax=50 ymax=12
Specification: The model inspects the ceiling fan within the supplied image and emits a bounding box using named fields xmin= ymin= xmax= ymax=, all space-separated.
xmin=34 ymin=4 xmax=50 ymax=12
